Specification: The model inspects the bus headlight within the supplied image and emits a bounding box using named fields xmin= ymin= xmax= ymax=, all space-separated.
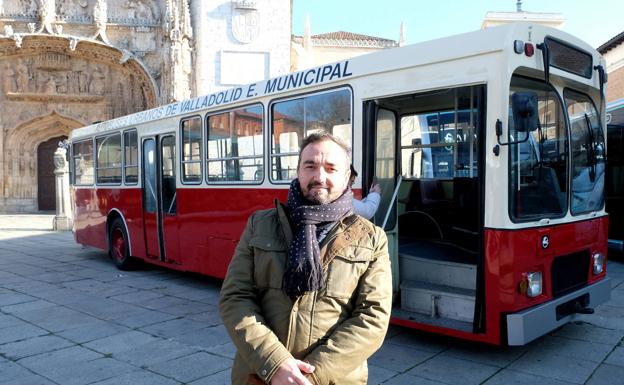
xmin=592 ymin=253 xmax=605 ymax=275
xmin=519 ymin=271 xmax=543 ymax=298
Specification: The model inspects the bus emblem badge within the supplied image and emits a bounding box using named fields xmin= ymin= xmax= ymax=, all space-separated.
xmin=541 ymin=235 xmax=550 ymax=249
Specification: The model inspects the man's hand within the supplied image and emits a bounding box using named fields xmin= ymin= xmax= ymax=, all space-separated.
xmin=370 ymin=182 xmax=382 ymax=194
xmin=270 ymin=358 xmax=315 ymax=385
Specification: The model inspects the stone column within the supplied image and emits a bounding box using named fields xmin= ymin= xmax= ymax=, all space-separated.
xmin=53 ymin=145 xmax=73 ymax=231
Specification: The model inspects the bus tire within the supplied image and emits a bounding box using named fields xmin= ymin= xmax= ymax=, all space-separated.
xmin=108 ymin=218 xmax=137 ymax=270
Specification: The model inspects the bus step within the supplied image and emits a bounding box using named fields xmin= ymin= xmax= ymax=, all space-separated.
xmin=399 ymin=254 xmax=476 ymax=290
xmin=400 ymin=280 xmax=475 ymax=323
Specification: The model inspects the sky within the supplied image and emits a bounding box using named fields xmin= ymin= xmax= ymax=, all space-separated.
xmin=292 ymin=0 xmax=624 ymax=49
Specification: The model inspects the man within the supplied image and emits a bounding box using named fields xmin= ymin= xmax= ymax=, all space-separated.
xmin=220 ymin=133 xmax=392 ymax=385
xmin=349 ymin=165 xmax=382 ymax=220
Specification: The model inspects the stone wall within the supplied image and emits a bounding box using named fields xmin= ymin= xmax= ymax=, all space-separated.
xmin=191 ymin=0 xmax=291 ymax=94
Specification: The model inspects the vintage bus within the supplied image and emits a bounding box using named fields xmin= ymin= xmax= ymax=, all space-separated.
xmin=69 ymin=23 xmax=611 ymax=345
xmin=606 ymin=99 xmax=624 ymax=254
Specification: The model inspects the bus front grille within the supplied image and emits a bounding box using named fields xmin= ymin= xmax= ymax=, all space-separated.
xmin=551 ymin=251 xmax=590 ymax=298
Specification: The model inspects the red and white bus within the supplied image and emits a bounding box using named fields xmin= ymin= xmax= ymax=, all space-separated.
xmin=69 ymin=23 xmax=611 ymax=345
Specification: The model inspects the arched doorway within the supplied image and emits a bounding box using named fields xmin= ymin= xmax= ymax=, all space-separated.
xmin=37 ymin=136 xmax=66 ymax=211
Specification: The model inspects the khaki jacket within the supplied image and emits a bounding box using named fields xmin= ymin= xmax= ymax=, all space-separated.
xmin=219 ymin=201 xmax=392 ymax=385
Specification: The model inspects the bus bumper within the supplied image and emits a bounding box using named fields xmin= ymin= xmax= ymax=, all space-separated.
xmin=609 ymin=239 xmax=624 ymax=251
xmin=506 ymin=278 xmax=611 ymax=346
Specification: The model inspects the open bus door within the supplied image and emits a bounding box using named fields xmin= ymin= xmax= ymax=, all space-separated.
xmin=141 ymin=135 xmax=181 ymax=264
xmin=363 ymin=101 xmax=400 ymax=294
xmin=364 ymin=86 xmax=486 ymax=336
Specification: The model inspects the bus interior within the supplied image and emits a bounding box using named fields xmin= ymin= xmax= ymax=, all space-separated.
xmin=369 ymin=85 xmax=485 ymax=332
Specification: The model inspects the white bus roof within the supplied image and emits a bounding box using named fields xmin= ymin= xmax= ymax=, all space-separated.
xmin=71 ymin=22 xmax=601 ymax=140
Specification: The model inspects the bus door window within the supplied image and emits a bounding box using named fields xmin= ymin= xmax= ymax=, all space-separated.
xmin=564 ymin=90 xmax=605 ymax=215
xmin=373 ymin=108 xmax=397 ymax=230
xmin=397 ymin=86 xmax=483 ymax=253
xmin=161 ymin=136 xmax=176 ymax=214
xmin=270 ymin=88 xmax=352 ymax=182
xmin=142 ymin=138 xmax=159 ymax=259
xmin=509 ymin=76 xmax=568 ymax=221
xmin=207 ymin=105 xmax=264 ymax=183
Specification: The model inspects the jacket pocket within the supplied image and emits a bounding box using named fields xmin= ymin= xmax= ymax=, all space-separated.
xmin=249 ymin=236 xmax=287 ymax=289
xmin=324 ymin=248 xmax=374 ymax=299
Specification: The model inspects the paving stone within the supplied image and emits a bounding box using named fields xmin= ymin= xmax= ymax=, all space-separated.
xmin=406 ymin=355 xmax=499 ymax=385
xmin=0 ymin=358 xmax=38 ymax=383
xmin=112 ymin=308 xmax=179 ymax=328
xmin=188 ymin=369 xmax=231 ymax=385
xmin=204 ymin=341 xmax=237 ymax=360
xmin=552 ymin=321 xmax=624 ymax=345
xmin=90 ymin=370 xmax=181 ymax=385
xmin=0 ymin=291 xmax=38 ymax=307
xmin=509 ymin=349 xmax=600 ymax=383
xmin=369 ymin=342 xmax=434 ymax=372
xmin=113 ymin=339 xmax=200 ymax=367
xmin=0 ymin=313 xmax=23 ymax=329
xmin=605 ymin=346 xmax=624 ymax=367
xmin=378 ymin=373 xmax=447 ymax=385
xmin=18 ymin=345 xmax=103 ymax=373
xmin=40 ymin=357 xmax=137 ymax=385
xmin=187 ymin=309 xmax=223 ymax=326
xmin=12 ymin=305 xmax=100 ymax=332
xmin=56 ymin=320 xmax=131 ymax=344
xmin=148 ymin=352 xmax=232 ymax=383
xmin=172 ymin=324 xmax=231 ymax=348
xmin=1 ymin=299 xmax=58 ymax=314
xmin=139 ymin=317 xmax=209 ymax=339
xmin=444 ymin=342 xmax=527 ymax=368
xmin=483 ymin=369 xmax=576 ymax=385
xmin=112 ymin=289 xmax=166 ymax=304
xmin=586 ymin=363 xmax=624 ymax=385
xmin=531 ymin=335 xmax=613 ymax=363
xmin=383 ymin=329 xmax=452 ymax=353
xmin=0 ymin=334 xmax=75 ymax=360
xmin=83 ymin=330 xmax=160 ymax=355
xmin=0 ymin=373 xmax=58 ymax=385
xmin=0 ymin=323 xmax=48 ymax=344
xmin=369 ymin=364 xmax=400 ymax=384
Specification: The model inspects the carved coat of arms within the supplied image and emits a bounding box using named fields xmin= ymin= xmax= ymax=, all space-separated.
xmin=231 ymin=0 xmax=259 ymax=44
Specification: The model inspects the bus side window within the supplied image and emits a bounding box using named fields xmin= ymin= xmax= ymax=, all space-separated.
xmin=270 ymin=88 xmax=352 ymax=182
xmin=123 ymin=129 xmax=138 ymax=184
xmin=181 ymin=117 xmax=202 ymax=183
xmin=73 ymin=139 xmax=94 ymax=185
xmin=96 ymin=133 xmax=122 ymax=185
xmin=206 ymin=104 xmax=264 ymax=183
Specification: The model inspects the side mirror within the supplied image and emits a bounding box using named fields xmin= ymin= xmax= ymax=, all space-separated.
xmin=512 ymin=92 xmax=539 ymax=133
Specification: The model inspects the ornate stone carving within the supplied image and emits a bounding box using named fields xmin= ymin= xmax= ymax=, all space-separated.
xmin=93 ymin=0 xmax=109 ymax=43
xmin=36 ymin=0 xmax=55 ymax=33
xmin=231 ymin=0 xmax=259 ymax=44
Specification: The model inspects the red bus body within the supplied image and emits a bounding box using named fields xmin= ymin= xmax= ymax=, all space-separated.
xmin=70 ymin=24 xmax=611 ymax=345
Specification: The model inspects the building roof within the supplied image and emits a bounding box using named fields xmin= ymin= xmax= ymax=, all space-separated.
xmin=293 ymin=31 xmax=398 ymax=49
xmin=598 ymin=30 xmax=624 ymax=54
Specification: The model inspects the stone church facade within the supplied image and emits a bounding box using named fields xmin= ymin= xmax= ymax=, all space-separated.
xmin=0 ymin=0 xmax=291 ymax=213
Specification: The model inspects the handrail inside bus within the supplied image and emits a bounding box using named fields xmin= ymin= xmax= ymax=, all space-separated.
xmin=382 ymin=175 xmax=403 ymax=230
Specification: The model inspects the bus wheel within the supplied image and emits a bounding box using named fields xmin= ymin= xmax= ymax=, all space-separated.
xmin=109 ymin=218 xmax=136 ymax=270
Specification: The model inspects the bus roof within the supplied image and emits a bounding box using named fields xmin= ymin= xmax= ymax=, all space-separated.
xmin=71 ymin=22 xmax=601 ymax=140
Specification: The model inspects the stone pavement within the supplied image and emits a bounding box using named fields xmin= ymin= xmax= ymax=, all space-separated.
xmin=1 ymin=215 xmax=624 ymax=385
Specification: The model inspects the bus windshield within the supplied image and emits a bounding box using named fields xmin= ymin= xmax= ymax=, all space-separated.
xmin=564 ymin=89 xmax=606 ymax=214
xmin=508 ymin=76 xmax=568 ymax=221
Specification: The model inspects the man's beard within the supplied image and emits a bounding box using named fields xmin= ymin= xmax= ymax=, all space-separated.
xmin=305 ymin=181 xmax=341 ymax=205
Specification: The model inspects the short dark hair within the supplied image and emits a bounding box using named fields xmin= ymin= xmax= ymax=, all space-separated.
xmin=297 ymin=132 xmax=351 ymax=169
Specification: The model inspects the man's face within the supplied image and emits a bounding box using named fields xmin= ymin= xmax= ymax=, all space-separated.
xmin=297 ymin=139 xmax=350 ymax=205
